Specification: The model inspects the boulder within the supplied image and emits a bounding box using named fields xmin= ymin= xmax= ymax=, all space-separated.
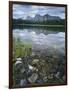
xmin=43 ymin=76 xmax=48 ymax=82
xmin=16 ymin=57 xmax=22 ymax=61
xmin=55 ymin=71 xmax=60 ymax=79
xmin=28 ymin=65 xmax=34 ymax=70
xmin=26 ymin=69 xmax=32 ymax=77
xmin=14 ymin=61 xmax=23 ymax=70
xmin=47 ymin=74 xmax=54 ymax=79
xmin=36 ymin=79 xmax=44 ymax=84
xmin=32 ymin=59 xmax=39 ymax=65
xmin=20 ymin=68 xmax=25 ymax=73
xmin=20 ymin=79 xmax=27 ymax=86
xmin=28 ymin=73 xmax=38 ymax=83
xmin=15 ymin=61 xmax=22 ymax=66
xmin=28 ymin=64 xmax=38 ymax=72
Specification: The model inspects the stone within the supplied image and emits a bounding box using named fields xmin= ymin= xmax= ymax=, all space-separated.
xmin=20 ymin=79 xmax=27 ymax=86
xmin=26 ymin=69 xmax=32 ymax=77
xmin=62 ymin=75 xmax=65 ymax=81
xmin=14 ymin=61 xmax=23 ymax=70
xmin=53 ymin=55 xmax=59 ymax=59
xmin=28 ymin=64 xmax=38 ymax=71
xmin=31 ymin=52 xmax=35 ymax=56
xmin=48 ymin=74 xmax=54 ymax=79
xmin=55 ymin=72 xmax=60 ymax=79
xmin=16 ymin=57 xmax=22 ymax=61
xmin=32 ymin=59 xmax=39 ymax=65
xmin=15 ymin=79 xmax=20 ymax=86
xmin=39 ymin=72 xmax=46 ymax=77
xmin=28 ymin=65 xmax=34 ymax=70
xmin=39 ymin=60 xmax=45 ymax=66
xmin=15 ymin=61 xmax=22 ymax=66
xmin=28 ymin=73 xmax=38 ymax=83
xmin=21 ymin=68 xmax=25 ymax=73
xmin=36 ymin=79 xmax=44 ymax=84
xmin=41 ymin=60 xmax=46 ymax=63
xmin=43 ymin=76 xmax=48 ymax=82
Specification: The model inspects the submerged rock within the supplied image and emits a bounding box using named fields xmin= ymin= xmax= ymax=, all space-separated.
xmin=15 ymin=60 xmax=22 ymax=66
xmin=28 ymin=65 xmax=34 ymax=70
xmin=55 ymin=72 xmax=60 ymax=79
xmin=47 ymin=74 xmax=54 ymax=79
xmin=31 ymin=52 xmax=35 ymax=57
xmin=16 ymin=57 xmax=22 ymax=61
xmin=62 ymin=75 xmax=65 ymax=81
xmin=28 ymin=65 xmax=38 ymax=72
xmin=28 ymin=73 xmax=38 ymax=83
xmin=43 ymin=76 xmax=48 ymax=82
xmin=26 ymin=69 xmax=32 ymax=77
xmin=20 ymin=68 xmax=25 ymax=73
xmin=32 ymin=59 xmax=39 ymax=65
xmin=14 ymin=61 xmax=23 ymax=70
xmin=36 ymin=79 xmax=44 ymax=84
xmin=20 ymin=79 xmax=27 ymax=86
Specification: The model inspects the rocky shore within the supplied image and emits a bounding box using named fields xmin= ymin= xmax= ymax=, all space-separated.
xmin=13 ymin=51 xmax=65 ymax=87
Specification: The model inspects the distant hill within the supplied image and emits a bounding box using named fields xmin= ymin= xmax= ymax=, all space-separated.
xmin=13 ymin=14 xmax=65 ymax=26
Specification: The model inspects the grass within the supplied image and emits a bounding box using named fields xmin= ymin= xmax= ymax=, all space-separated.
xmin=13 ymin=37 xmax=32 ymax=62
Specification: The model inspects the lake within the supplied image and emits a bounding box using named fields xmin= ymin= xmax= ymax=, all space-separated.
xmin=13 ymin=27 xmax=65 ymax=57
xmin=13 ymin=26 xmax=66 ymax=86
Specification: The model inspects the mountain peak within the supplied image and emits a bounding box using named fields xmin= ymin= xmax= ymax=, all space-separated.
xmin=25 ymin=14 xmax=61 ymax=21
xmin=44 ymin=14 xmax=50 ymax=17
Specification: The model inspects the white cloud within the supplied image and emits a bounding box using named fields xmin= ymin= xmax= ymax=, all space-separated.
xmin=13 ymin=4 xmax=65 ymax=19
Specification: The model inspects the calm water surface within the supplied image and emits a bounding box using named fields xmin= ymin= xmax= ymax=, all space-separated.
xmin=13 ymin=27 xmax=65 ymax=56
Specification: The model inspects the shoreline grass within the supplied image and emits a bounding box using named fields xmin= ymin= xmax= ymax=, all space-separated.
xmin=14 ymin=24 xmax=64 ymax=27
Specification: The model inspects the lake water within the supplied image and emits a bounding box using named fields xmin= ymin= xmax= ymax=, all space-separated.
xmin=13 ymin=27 xmax=65 ymax=57
xmin=13 ymin=27 xmax=66 ymax=86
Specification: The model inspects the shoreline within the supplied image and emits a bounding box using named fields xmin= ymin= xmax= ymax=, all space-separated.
xmin=14 ymin=24 xmax=64 ymax=27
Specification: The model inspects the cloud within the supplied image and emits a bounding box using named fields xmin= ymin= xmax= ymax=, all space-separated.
xmin=13 ymin=4 xmax=65 ymax=19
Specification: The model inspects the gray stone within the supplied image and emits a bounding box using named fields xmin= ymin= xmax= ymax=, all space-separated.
xmin=32 ymin=59 xmax=39 ymax=65
xmin=36 ymin=79 xmax=44 ymax=84
xmin=21 ymin=68 xmax=25 ymax=73
xmin=26 ymin=69 xmax=32 ymax=77
xmin=62 ymin=75 xmax=65 ymax=81
xmin=16 ymin=57 xmax=22 ymax=61
xmin=15 ymin=61 xmax=22 ymax=66
xmin=48 ymin=74 xmax=54 ymax=79
xmin=55 ymin=72 xmax=60 ymax=79
xmin=28 ymin=64 xmax=38 ymax=72
xmin=15 ymin=61 xmax=23 ymax=70
xmin=20 ymin=79 xmax=27 ymax=86
xmin=28 ymin=73 xmax=38 ymax=83
xmin=28 ymin=65 xmax=34 ymax=70
xmin=43 ymin=76 xmax=48 ymax=82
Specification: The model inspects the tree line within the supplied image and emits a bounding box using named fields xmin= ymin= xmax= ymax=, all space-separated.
xmin=13 ymin=19 xmax=65 ymax=25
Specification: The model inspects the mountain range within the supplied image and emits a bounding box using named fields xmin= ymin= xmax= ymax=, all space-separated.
xmin=26 ymin=14 xmax=61 ymax=22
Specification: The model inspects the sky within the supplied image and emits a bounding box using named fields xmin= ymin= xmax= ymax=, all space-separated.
xmin=13 ymin=4 xmax=65 ymax=19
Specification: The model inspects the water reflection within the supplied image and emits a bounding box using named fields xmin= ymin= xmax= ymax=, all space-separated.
xmin=13 ymin=27 xmax=66 ymax=86
xmin=13 ymin=27 xmax=65 ymax=56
